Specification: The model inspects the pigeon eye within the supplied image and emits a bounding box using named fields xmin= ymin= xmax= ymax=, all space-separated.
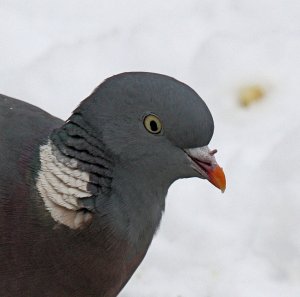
xmin=143 ymin=114 xmax=162 ymax=134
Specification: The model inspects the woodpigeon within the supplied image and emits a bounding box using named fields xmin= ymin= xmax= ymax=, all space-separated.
xmin=0 ymin=72 xmax=226 ymax=296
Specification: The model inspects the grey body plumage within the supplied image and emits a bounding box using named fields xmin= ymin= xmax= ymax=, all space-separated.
xmin=0 ymin=72 xmax=224 ymax=296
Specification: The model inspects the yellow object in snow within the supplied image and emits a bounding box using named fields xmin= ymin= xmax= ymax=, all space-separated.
xmin=239 ymin=85 xmax=265 ymax=107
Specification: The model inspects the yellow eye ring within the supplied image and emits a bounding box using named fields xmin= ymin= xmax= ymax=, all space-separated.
xmin=143 ymin=114 xmax=162 ymax=134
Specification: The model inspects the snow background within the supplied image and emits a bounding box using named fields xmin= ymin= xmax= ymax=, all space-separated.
xmin=1 ymin=0 xmax=299 ymax=296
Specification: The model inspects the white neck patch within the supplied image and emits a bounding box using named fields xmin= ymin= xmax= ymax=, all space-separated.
xmin=37 ymin=140 xmax=93 ymax=229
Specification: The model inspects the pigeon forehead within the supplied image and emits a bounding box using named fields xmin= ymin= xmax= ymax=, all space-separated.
xmin=79 ymin=72 xmax=214 ymax=148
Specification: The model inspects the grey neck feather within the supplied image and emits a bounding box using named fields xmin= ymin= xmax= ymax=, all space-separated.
xmin=37 ymin=113 xmax=166 ymax=251
xmin=109 ymin=163 xmax=168 ymax=251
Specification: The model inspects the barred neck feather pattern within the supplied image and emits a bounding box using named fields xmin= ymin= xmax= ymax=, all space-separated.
xmin=37 ymin=113 xmax=114 ymax=229
xmin=51 ymin=113 xmax=113 ymax=195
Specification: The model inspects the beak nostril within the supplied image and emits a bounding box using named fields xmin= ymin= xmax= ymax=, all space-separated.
xmin=210 ymin=149 xmax=218 ymax=155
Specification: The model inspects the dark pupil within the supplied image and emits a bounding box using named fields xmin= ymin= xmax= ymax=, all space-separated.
xmin=150 ymin=120 xmax=158 ymax=132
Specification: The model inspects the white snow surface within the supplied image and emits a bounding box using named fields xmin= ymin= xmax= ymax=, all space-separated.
xmin=1 ymin=1 xmax=299 ymax=296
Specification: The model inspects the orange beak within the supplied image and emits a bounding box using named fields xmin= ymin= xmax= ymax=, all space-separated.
xmin=185 ymin=146 xmax=226 ymax=193
xmin=206 ymin=164 xmax=226 ymax=193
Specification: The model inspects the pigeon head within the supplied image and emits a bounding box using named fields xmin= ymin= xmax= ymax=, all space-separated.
xmin=40 ymin=72 xmax=225 ymax=238
xmin=73 ymin=72 xmax=225 ymax=187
